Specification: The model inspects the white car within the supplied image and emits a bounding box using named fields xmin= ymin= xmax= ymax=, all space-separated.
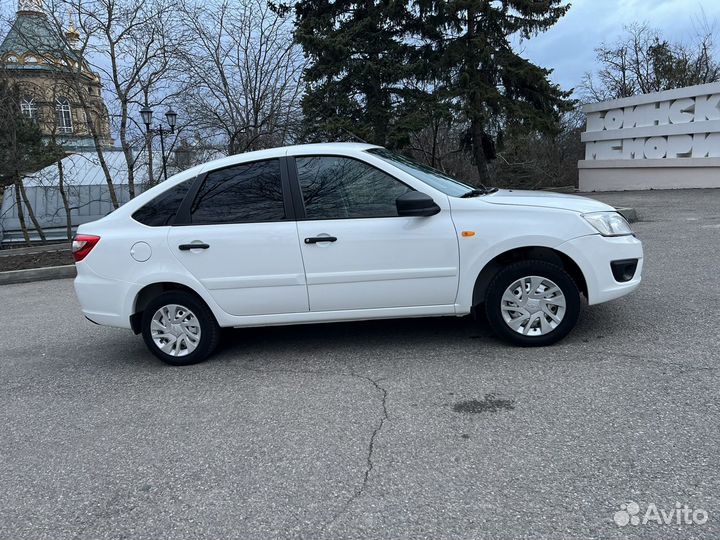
xmin=73 ymin=143 xmax=643 ymax=365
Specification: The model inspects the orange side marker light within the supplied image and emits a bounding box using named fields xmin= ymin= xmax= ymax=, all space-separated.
xmin=461 ymin=231 xmax=476 ymax=237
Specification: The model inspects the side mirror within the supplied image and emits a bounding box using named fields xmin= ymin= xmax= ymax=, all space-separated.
xmin=396 ymin=191 xmax=441 ymax=217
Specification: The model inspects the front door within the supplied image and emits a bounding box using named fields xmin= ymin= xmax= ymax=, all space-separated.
xmin=168 ymin=158 xmax=308 ymax=317
xmin=292 ymin=155 xmax=459 ymax=312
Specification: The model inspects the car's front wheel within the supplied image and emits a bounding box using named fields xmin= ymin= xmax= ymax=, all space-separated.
xmin=484 ymin=260 xmax=581 ymax=347
xmin=141 ymin=291 xmax=220 ymax=365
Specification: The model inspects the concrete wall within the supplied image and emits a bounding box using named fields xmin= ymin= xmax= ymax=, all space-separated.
xmin=579 ymin=82 xmax=720 ymax=191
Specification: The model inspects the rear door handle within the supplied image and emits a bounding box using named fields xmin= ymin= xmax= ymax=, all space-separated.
xmin=178 ymin=243 xmax=210 ymax=251
xmin=304 ymin=236 xmax=337 ymax=244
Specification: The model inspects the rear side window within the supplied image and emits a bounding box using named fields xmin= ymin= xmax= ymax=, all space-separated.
xmin=132 ymin=179 xmax=192 ymax=226
xmin=190 ymin=159 xmax=285 ymax=225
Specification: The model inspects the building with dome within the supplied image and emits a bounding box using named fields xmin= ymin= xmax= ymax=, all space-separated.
xmin=0 ymin=0 xmax=113 ymax=150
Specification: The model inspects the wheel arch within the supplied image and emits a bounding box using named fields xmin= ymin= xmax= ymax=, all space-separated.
xmin=471 ymin=246 xmax=588 ymax=307
xmin=130 ymin=281 xmax=209 ymax=334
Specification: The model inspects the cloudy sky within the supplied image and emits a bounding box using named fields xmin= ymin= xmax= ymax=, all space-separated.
xmin=1 ymin=0 xmax=718 ymax=97
xmin=518 ymin=0 xmax=720 ymax=94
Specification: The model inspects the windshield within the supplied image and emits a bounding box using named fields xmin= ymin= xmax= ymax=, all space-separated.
xmin=366 ymin=148 xmax=475 ymax=197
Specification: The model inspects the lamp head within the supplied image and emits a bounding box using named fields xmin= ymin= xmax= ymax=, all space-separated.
xmin=140 ymin=105 xmax=153 ymax=129
xmin=165 ymin=108 xmax=177 ymax=131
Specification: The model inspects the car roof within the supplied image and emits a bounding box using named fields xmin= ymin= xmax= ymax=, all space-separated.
xmin=196 ymin=142 xmax=382 ymax=172
xmin=285 ymin=142 xmax=380 ymax=155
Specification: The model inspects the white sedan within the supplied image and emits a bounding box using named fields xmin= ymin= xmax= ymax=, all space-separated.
xmin=73 ymin=143 xmax=643 ymax=365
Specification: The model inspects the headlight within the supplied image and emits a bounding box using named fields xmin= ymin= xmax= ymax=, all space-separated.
xmin=582 ymin=212 xmax=633 ymax=236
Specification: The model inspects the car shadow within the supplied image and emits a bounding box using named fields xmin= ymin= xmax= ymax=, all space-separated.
xmin=100 ymin=301 xmax=626 ymax=369
xmin=216 ymin=314 xmax=491 ymax=360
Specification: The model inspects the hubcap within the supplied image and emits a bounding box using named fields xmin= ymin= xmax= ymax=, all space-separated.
xmin=150 ymin=304 xmax=201 ymax=357
xmin=500 ymin=276 xmax=566 ymax=336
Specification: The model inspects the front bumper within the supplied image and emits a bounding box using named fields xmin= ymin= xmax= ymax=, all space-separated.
xmin=557 ymin=234 xmax=643 ymax=305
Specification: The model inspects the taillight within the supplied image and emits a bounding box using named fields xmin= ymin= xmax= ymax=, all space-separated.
xmin=72 ymin=234 xmax=101 ymax=262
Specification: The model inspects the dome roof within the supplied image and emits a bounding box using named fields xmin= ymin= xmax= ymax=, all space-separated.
xmin=0 ymin=9 xmax=83 ymax=71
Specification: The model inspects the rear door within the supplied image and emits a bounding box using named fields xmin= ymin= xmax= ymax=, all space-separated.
xmin=291 ymin=155 xmax=459 ymax=312
xmin=167 ymin=158 xmax=308 ymax=317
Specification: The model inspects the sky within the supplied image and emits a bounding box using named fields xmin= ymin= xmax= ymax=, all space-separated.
xmin=516 ymin=0 xmax=720 ymax=95
xmin=1 ymin=0 xmax=719 ymax=97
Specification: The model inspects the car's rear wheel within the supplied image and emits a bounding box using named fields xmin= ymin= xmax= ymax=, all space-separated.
xmin=141 ymin=291 xmax=220 ymax=365
xmin=484 ymin=260 xmax=581 ymax=347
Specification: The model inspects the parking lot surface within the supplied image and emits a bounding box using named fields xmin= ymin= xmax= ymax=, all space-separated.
xmin=1 ymin=188 xmax=719 ymax=540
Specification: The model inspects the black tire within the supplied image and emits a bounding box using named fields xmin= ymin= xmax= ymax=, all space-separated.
xmin=141 ymin=290 xmax=220 ymax=366
xmin=484 ymin=260 xmax=581 ymax=347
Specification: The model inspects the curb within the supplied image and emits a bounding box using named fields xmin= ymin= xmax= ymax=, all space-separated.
xmin=0 ymin=265 xmax=76 ymax=286
xmin=615 ymin=207 xmax=638 ymax=223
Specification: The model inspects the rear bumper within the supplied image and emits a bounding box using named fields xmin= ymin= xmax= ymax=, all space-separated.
xmin=557 ymin=234 xmax=643 ymax=305
xmin=73 ymin=263 xmax=133 ymax=329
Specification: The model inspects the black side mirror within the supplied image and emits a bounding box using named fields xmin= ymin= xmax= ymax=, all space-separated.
xmin=396 ymin=191 xmax=441 ymax=217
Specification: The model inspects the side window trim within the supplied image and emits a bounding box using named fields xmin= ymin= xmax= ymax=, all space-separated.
xmin=174 ymin=172 xmax=206 ymax=226
xmin=173 ymin=157 xmax=295 ymax=226
xmin=286 ymin=154 xmax=415 ymax=221
xmin=279 ymin=156 xmax=297 ymax=221
xmin=284 ymin=156 xmax=306 ymax=219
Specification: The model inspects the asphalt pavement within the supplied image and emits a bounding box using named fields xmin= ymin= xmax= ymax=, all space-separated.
xmin=0 ymin=188 xmax=718 ymax=540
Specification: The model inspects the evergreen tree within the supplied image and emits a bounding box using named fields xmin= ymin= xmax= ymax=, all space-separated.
xmin=0 ymin=79 xmax=63 ymax=244
xmin=0 ymin=80 xmax=60 ymax=189
xmin=294 ymin=0 xmax=415 ymax=146
xmin=410 ymin=0 xmax=573 ymax=182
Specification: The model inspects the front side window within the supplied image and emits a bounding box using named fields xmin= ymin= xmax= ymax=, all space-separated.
xmin=296 ymin=156 xmax=412 ymax=219
xmin=366 ymin=148 xmax=474 ymax=197
xmin=20 ymin=97 xmax=37 ymax=121
xmin=132 ymin=179 xmax=192 ymax=226
xmin=56 ymin=97 xmax=73 ymax=133
xmin=190 ymin=159 xmax=285 ymax=225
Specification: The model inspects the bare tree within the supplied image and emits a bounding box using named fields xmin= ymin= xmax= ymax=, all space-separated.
xmin=581 ymin=20 xmax=720 ymax=101
xmin=176 ymin=0 xmax=305 ymax=155
xmin=493 ymin=109 xmax=585 ymax=190
xmin=7 ymin=0 xmax=183 ymax=208
xmin=70 ymin=0 xmax=182 ymax=197
xmin=42 ymin=75 xmax=77 ymax=240
xmin=56 ymin=157 xmax=72 ymax=239
xmin=13 ymin=0 xmax=122 ymax=207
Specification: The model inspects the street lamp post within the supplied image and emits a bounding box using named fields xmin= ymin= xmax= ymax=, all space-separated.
xmin=140 ymin=105 xmax=177 ymax=182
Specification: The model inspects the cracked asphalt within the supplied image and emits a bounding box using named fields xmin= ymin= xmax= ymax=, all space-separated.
xmin=1 ymin=188 xmax=719 ymax=540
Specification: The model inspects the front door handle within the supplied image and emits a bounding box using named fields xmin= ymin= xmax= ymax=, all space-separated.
xmin=178 ymin=243 xmax=210 ymax=251
xmin=304 ymin=236 xmax=337 ymax=244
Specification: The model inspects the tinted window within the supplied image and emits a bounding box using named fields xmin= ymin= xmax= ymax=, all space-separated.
xmin=190 ymin=160 xmax=285 ymax=224
xmin=132 ymin=179 xmax=191 ymax=226
xmin=297 ymin=156 xmax=412 ymax=219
